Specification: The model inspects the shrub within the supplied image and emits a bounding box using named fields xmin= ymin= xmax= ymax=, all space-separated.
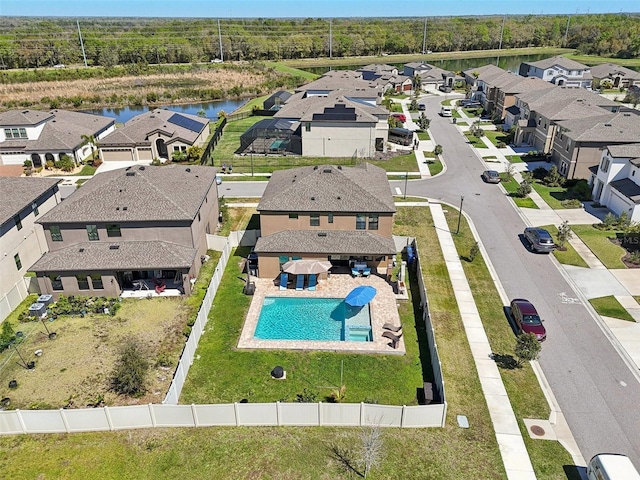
xmin=532 ymin=166 xmax=548 ymax=180
xmin=570 ymin=179 xmax=592 ymax=201
xmin=556 ymin=220 xmax=573 ymax=248
xmin=516 ymin=180 xmax=532 ymax=198
xmin=514 ymin=332 xmax=541 ymax=366
xmin=542 ymin=165 xmax=565 ymax=187
xmin=561 ymin=199 xmax=583 ymax=209
xmin=111 ymin=337 xmax=149 ymax=396
xmin=45 ymin=160 xmax=55 ymax=169
xmin=171 ymin=150 xmax=187 ymax=162
xmin=468 ymin=242 xmax=480 ymax=262
xmin=23 ymin=160 xmax=33 ymax=168
xmin=56 ymin=155 xmax=75 ymax=172
xmin=433 ymin=144 xmax=443 ymax=156
xmin=0 ymin=321 xmax=16 ymax=352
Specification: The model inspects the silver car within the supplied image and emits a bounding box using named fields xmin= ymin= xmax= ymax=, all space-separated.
xmin=523 ymin=227 xmax=555 ymax=253
xmin=482 ymin=170 xmax=501 ymax=184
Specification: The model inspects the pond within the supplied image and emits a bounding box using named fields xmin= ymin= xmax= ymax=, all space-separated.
xmin=82 ymin=98 xmax=248 ymax=124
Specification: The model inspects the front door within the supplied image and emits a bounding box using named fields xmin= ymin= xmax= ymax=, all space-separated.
xmin=155 ymin=138 xmax=168 ymax=159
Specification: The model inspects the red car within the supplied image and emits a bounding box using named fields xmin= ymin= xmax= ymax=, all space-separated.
xmin=391 ymin=113 xmax=406 ymax=123
xmin=509 ymin=298 xmax=546 ymax=341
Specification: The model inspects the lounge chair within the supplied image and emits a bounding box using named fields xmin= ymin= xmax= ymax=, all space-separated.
xmin=362 ymin=268 xmax=371 ymax=277
xmin=382 ymin=323 xmax=402 ymax=333
xmin=279 ymin=273 xmax=288 ymax=290
xmin=351 ymin=268 xmax=361 ymax=277
xmin=308 ymin=274 xmax=317 ymax=291
xmin=296 ymin=274 xmax=304 ymax=291
xmin=382 ymin=330 xmax=402 ymax=349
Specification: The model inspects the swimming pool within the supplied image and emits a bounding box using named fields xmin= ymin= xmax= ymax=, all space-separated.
xmin=254 ymin=297 xmax=372 ymax=342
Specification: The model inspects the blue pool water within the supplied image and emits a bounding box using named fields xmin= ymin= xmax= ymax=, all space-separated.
xmin=254 ymin=297 xmax=372 ymax=342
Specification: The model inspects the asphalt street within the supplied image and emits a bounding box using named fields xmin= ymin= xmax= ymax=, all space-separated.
xmin=220 ymin=94 xmax=640 ymax=466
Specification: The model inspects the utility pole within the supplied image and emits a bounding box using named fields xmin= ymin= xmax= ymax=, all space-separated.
xmin=218 ymin=19 xmax=224 ymax=62
xmin=563 ymin=16 xmax=571 ymax=47
xmin=496 ymin=15 xmax=505 ymax=67
xmin=329 ymin=19 xmax=332 ymax=60
xmin=77 ymin=20 xmax=87 ymax=67
xmin=422 ymin=18 xmax=427 ymax=55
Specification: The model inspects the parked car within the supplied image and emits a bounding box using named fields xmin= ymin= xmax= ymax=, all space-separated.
xmin=481 ymin=170 xmax=501 ymax=184
xmin=418 ymin=103 xmax=426 ymax=111
xmin=523 ymin=227 xmax=555 ymax=253
xmin=459 ymin=99 xmax=482 ymax=108
xmin=391 ymin=113 xmax=406 ymax=123
xmin=510 ymin=298 xmax=547 ymax=341
xmin=440 ymin=106 xmax=452 ymax=117
xmin=439 ymin=85 xmax=452 ymax=93
xmin=215 ymin=175 xmax=222 ymax=185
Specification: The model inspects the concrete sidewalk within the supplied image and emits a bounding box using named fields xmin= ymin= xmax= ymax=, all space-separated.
xmin=431 ymin=203 xmax=537 ymax=480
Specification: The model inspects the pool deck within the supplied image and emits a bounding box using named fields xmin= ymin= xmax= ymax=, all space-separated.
xmin=237 ymin=273 xmax=406 ymax=355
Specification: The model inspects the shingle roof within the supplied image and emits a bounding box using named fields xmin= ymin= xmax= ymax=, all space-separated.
xmin=37 ymin=164 xmax=217 ymax=224
xmin=496 ymin=75 xmax=555 ymax=94
xmin=29 ymin=240 xmax=197 ymax=272
xmin=590 ymin=63 xmax=640 ymax=81
xmin=0 ymin=109 xmax=115 ymax=152
xmin=0 ymin=176 xmax=60 ymax=226
xmin=609 ymin=179 xmax=640 ymax=204
xmin=523 ymin=56 xmax=589 ymax=71
xmin=557 ymin=112 xmax=640 ymax=143
xmin=517 ymin=87 xmax=619 ymax=119
xmin=258 ymin=163 xmax=395 ymax=213
xmin=99 ymin=109 xmax=207 ymax=147
xmin=295 ymin=71 xmax=378 ymax=93
xmin=607 ymin=143 xmax=640 ymax=159
xmin=463 ymin=64 xmax=509 ymax=83
xmin=274 ymin=94 xmax=386 ymax=122
xmin=254 ymin=230 xmax=396 ymax=255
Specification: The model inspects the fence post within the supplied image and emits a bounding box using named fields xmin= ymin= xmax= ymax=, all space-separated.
xmin=276 ymin=401 xmax=281 ymax=426
xmin=360 ymin=402 xmax=365 ymax=426
xmin=233 ymin=402 xmax=240 ymax=426
xmin=15 ymin=409 xmax=27 ymax=434
xmin=104 ymin=406 xmax=114 ymax=431
xmin=400 ymin=405 xmax=406 ymax=428
xmin=59 ymin=408 xmax=71 ymax=433
xmin=191 ymin=404 xmax=199 ymax=427
xmin=148 ymin=404 xmax=157 ymax=428
xmin=318 ymin=402 xmax=322 ymax=426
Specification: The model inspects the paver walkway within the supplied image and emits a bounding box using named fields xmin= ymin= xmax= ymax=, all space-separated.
xmin=430 ymin=203 xmax=536 ymax=480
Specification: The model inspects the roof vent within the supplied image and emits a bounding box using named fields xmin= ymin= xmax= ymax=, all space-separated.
xmin=79 ymin=248 xmax=84 ymax=253
xmin=109 ymin=245 xmax=120 ymax=250
xmin=126 ymin=171 xmax=135 ymax=176
xmin=313 ymin=166 xmax=318 ymax=170
xmin=323 ymin=168 xmax=332 ymax=173
xmin=337 ymin=196 xmax=341 ymax=200
xmin=337 ymin=165 xmax=342 ymax=170
xmin=123 ymin=206 xmax=128 ymax=211
xmin=116 ymin=207 xmax=120 ymax=211
xmin=139 ymin=166 xmax=145 ymax=170
xmin=311 ymin=196 xmax=315 ymax=201
xmin=318 ymin=232 xmax=327 ymax=237
xmin=624 ymin=113 xmax=631 ymax=117
xmin=150 ymin=115 xmax=155 ymax=118
xmin=604 ymin=123 xmax=612 ymax=127
xmin=186 ymin=168 xmax=191 ymax=172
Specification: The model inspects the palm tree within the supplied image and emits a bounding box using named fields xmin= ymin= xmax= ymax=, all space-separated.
xmin=80 ymin=134 xmax=98 ymax=163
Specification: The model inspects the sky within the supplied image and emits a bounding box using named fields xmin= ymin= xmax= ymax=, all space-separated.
xmin=0 ymin=0 xmax=638 ymax=18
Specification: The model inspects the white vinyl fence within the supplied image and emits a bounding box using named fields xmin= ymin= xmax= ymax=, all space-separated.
xmin=0 ymin=277 xmax=36 ymax=323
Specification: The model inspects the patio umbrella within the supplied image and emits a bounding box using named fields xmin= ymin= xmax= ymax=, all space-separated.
xmin=282 ymin=259 xmax=332 ymax=275
xmin=344 ymin=286 xmax=377 ymax=307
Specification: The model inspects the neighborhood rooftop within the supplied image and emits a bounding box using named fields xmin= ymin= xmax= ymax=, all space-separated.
xmin=0 ymin=176 xmax=60 ymax=226
xmin=253 ymin=229 xmax=396 ymax=255
xmin=522 ymin=55 xmax=590 ymax=72
xmin=37 ymin=165 xmax=217 ymax=224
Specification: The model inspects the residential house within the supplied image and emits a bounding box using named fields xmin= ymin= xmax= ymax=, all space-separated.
xmin=98 ymin=109 xmax=210 ymax=163
xmin=0 ymin=176 xmax=61 ymax=322
xmin=294 ymin=70 xmax=381 ymax=98
xmin=590 ymin=63 xmax=640 ymax=89
xmin=491 ymin=75 xmax=555 ymax=121
xmin=404 ymin=62 xmax=458 ymax=91
xmin=463 ymin=64 xmax=510 ymax=113
xmin=263 ymin=91 xmax=292 ymax=111
xmin=551 ymin=111 xmax=640 ymax=179
xmin=519 ymin=56 xmax=592 ymax=89
xmin=358 ymin=64 xmax=412 ymax=93
xmin=510 ymin=87 xmax=620 ymax=152
xmin=253 ymin=163 xmax=397 ymax=280
xmin=30 ymin=165 xmax=219 ymax=298
xmin=0 ymin=109 xmax=115 ymax=168
xmin=591 ymin=144 xmax=640 ymax=222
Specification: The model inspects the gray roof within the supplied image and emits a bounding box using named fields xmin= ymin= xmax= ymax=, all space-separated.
xmin=37 ymin=164 xmax=217 ymax=224
xmin=590 ymin=63 xmax=640 ymax=81
xmin=609 ymin=179 xmax=640 ymax=204
xmin=495 ymin=75 xmax=555 ymax=94
xmin=517 ymin=87 xmax=619 ymax=119
xmin=295 ymin=71 xmax=378 ymax=93
xmin=274 ymin=94 xmax=386 ymax=123
xmin=99 ymin=108 xmax=208 ymax=147
xmin=0 ymin=109 xmax=115 ymax=152
xmin=30 ymin=240 xmax=197 ymax=272
xmin=463 ymin=64 xmax=509 ymax=83
xmin=258 ymin=163 xmax=395 ymax=213
xmin=523 ymin=56 xmax=589 ymax=71
xmin=0 ymin=176 xmax=60 ymax=226
xmin=254 ymin=230 xmax=396 ymax=255
xmin=557 ymin=112 xmax=640 ymax=143
xmin=607 ymin=143 xmax=640 ymax=159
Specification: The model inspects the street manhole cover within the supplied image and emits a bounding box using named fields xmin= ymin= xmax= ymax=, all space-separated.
xmin=530 ymin=425 xmax=545 ymax=436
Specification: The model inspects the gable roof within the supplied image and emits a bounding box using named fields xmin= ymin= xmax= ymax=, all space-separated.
xmin=517 ymin=86 xmax=619 ymax=119
xmin=258 ymin=163 xmax=395 ymax=213
xmin=523 ymin=56 xmax=589 ymax=71
xmin=590 ymin=63 xmax=640 ymax=81
xmin=557 ymin=112 xmax=640 ymax=143
xmin=0 ymin=109 xmax=54 ymax=126
xmin=37 ymin=164 xmax=217 ymax=224
xmin=494 ymin=75 xmax=556 ymax=94
xmin=0 ymin=176 xmax=60 ymax=226
xmin=274 ymin=94 xmax=387 ymax=122
xmin=254 ymin=230 xmax=396 ymax=255
xmin=463 ymin=64 xmax=509 ymax=83
xmin=99 ymin=109 xmax=208 ymax=147
xmin=607 ymin=143 xmax=640 ymax=159
xmin=295 ymin=71 xmax=378 ymax=93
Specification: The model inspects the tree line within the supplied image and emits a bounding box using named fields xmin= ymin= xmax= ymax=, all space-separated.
xmin=0 ymin=14 xmax=638 ymax=70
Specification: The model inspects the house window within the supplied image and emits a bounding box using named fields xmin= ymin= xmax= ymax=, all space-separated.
xmin=305 ymin=122 xmax=311 ymax=132
xmin=32 ymin=202 xmax=39 ymax=217
xmin=173 ymin=145 xmax=187 ymax=152
xmin=600 ymin=158 xmax=610 ymax=173
xmin=328 ymin=213 xmax=334 ymax=224
xmin=50 ymin=275 xmax=63 ymax=291
xmin=197 ymin=212 xmax=201 ymax=222
xmin=289 ymin=214 xmax=298 ymax=219
xmin=14 ymin=253 xmax=22 ymax=271
xmin=356 ymin=215 xmax=366 ymax=230
xmin=368 ymin=214 xmax=379 ymax=230
xmin=106 ymin=224 xmax=121 ymax=237
xmin=50 ymin=225 xmax=63 ymax=241
xmin=3 ymin=128 xmax=11 ymax=138
xmin=86 ymin=224 xmax=99 ymax=241
xmin=310 ymin=214 xmax=320 ymax=226
xmin=76 ymin=275 xmax=90 ymax=290
xmin=19 ymin=128 xmax=27 ymax=138
xmin=14 ymin=214 xmax=22 ymax=231
xmin=90 ymin=274 xmax=104 ymax=289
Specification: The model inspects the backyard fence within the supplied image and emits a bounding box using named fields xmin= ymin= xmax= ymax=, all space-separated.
xmin=0 ymin=277 xmax=35 ymax=323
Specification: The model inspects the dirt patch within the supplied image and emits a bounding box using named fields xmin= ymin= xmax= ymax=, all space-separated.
xmin=0 ymin=298 xmax=188 ymax=409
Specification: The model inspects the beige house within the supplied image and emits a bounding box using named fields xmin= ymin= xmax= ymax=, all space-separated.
xmin=31 ymin=165 xmax=219 ymax=298
xmin=99 ymin=109 xmax=210 ymax=162
xmin=463 ymin=64 xmax=510 ymax=113
xmin=0 ymin=177 xmax=61 ymax=322
xmin=254 ymin=163 xmax=397 ymax=280
xmin=404 ymin=62 xmax=459 ymax=91
xmin=0 ymin=109 xmax=115 ymax=168
xmin=551 ymin=112 xmax=640 ymax=179
xmin=590 ymin=63 xmax=640 ymax=89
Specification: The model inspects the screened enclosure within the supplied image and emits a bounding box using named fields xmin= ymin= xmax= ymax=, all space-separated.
xmin=239 ymin=118 xmax=302 ymax=155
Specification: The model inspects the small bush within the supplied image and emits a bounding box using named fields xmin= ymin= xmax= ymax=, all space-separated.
xmin=111 ymin=338 xmax=149 ymax=397
xmin=561 ymin=199 xmax=583 ymax=209
xmin=532 ymin=166 xmax=548 ymax=180
xmin=516 ymin=181 xmax=532 ymax=198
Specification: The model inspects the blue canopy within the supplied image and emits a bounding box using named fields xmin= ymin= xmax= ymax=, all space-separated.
xmin=344 ymin=286 xmax=377 ymax=307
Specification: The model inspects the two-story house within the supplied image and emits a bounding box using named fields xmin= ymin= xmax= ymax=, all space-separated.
xmin=492 ymin=75 xmax=554 ymax=122
xmin=30 ymin=165 xmax=219 ymax=298
xmin=590 ymin=63 xmax=640 ymax=89
xmin=519 ymin=56 xmax=592 ymax=89
xmin=0 ymin=109 xmax=115 ymax=168
xmin=462 ymin=64 xmax=510 ymax=114
xmin=591 ymin=144 xmax=640 ymax=222
xmin=404 ymin=62 xmax=458 ymax=91
xmin=98 ymin=109 xmax=210 ymax=163
xmin=0 ymin=176 xmax=61 ymax=322
xmin=253 ymin=163 xmax=397 ymax=280
xmin=551 ymin=112 xmax=640 ymax=180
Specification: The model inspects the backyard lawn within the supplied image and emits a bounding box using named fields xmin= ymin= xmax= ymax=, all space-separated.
xmin=589 ymin=296 xmax=636 ymax=322
xmin=570 ymin=225 xmax=628 ymax=269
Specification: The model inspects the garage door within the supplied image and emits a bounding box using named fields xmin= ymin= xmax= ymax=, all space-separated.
xmin=101 ymin=149 xmax=134 ymax=161
xmin=607 ymin=189 xmax=631 ymax=217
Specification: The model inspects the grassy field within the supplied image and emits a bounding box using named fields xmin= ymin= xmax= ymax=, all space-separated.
xmin=428 ymin=159 xmax=444 ymax=176
xmin=530 ymin=183 xmax=576 ymax=209
xmin=483 ymin=130 xmax=510 ymax=147
xmin=500 ymin=175 xmax=539 ymax=209
xmin=570 ymin=225 xmax=628 ymax=269
xmin=589 ymin=296 xmax=636 ymax=322
xmin=539 ymin=224 xmax=589 ymax=268
xmin=464 ymin=131 xmax=487 ymax=148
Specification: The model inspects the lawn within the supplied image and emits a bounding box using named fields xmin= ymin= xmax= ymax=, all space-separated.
xmin=506 ymin=155 xmax=524 ymax=163
xmin=416 ymin=130 xmax=430 ymax=140
xmin=500 ymin=175 xmax=539 ymax=209
xmin=589 ymin=296 xmax=636 ymax=322
xmin=570 ymin=225 xmax=628 ymax=269
xmin=427 ymin=158 xmax=443 ymax=176
xmin=530 ymin=183 xmax=575 ymax=209
xmin=539 ymin=224 xmax=589 ymax=268
xmin=483 ymin=130 xmax=510 ymax=148
xmin=74 ymin=165 xmax=97 ymax=176
xmin=464 ymin=131 xmax=487 ymax=148
xmin=263 ymin=62 xmax=318 ymax=81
